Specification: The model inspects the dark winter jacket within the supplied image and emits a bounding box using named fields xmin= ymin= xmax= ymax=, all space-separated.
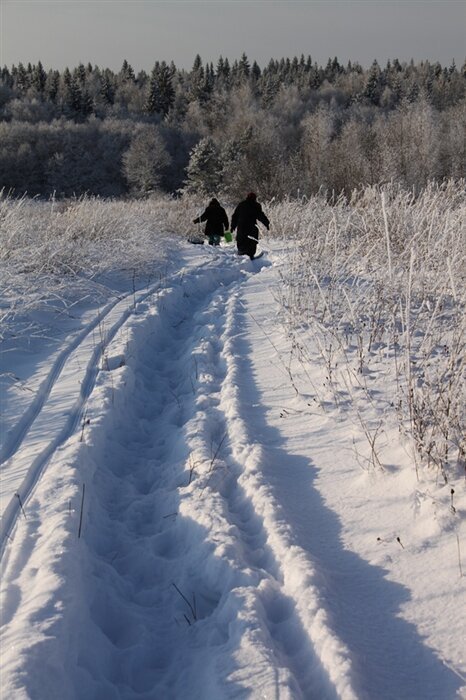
xmin=231 ymin=198 xmax=269 ymax=240
xmin=193 ymin=199 xmax=229 ymax=237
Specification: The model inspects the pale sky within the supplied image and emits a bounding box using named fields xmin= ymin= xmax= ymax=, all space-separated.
xmin=0 ymin=0 xmax=464 ymax=71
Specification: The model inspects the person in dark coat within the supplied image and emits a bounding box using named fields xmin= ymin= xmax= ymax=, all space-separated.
xmin=193 ymin=198 xmax=229 ymax=246
xmin=231 ymin=192 xmax=269 ymax=259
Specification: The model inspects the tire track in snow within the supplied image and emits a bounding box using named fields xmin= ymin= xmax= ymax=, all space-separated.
xmin=1 ymin=262 xmax=232 ymax=700
xmin=219 ymin=285 xmax=461 ymax=700
xmin=69 ymin=254 xmax=340 ymax=699
xmin=0 ymin=293 xmax=128 ymax=466
xmin=74 ymin=259 xmax=267 ymax=698
xmin=0 ymin=284 xmax=162 ymax=557
xmin=0 ymin=262 xmax=214 ymax=557
xmin=78 ymin=254 xmax=357 ymax=698
xmin=177 ymin=292 xmax=316 ymax=698
xmin=194 ymin=288 xmax=358 ymax=700
xmin=215 ymin=291 xmax=358 ymax=699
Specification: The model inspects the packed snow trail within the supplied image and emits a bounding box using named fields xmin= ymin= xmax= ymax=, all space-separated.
xmin=0 ymin=245 xmax=463 ymax=699
xmin=73 ymin=254 xmax=345 ymax=699
xmin=0 ymin=279 xmax=173 ymax=553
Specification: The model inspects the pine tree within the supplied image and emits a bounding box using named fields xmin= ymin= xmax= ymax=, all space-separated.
xmin=81 ymin=89 xmax=94 ymax=117
xmin=332 ymin=57 xmax=341 ymax=78
xmin=324 ymin=58 xmax=334 ymax=82
xmin=32 ymin=61 xmax=47 ymax=92
xmin=219 ymin=129 xmax=251 ymax=195
xmin=238 ymin=53 xmax=250 ymax=81
xmin=260 ymin=73 xmax=279 ymax=107
xmin=189 ymin=54 xmax=208 ymax=102
xmin=63 ymin=67 xmax=72 ymax=88
xmin=145 ymin=62 xmax=175 ymax=116
xmin=205 ymin=63 xmax=215 ymax=95
xmin=216 ymin=56 xmax=231 ymax=90
xmin=216 ymin=56 xmax=225 ymax=79
xmin=364 ymin=60 xmax=382 ymax=105
xmin=46 ymin=70 xmax=60 ymax=102
xmin=392 ymin=73 xmax=404 ymax=104
xmin=290 ymin=56 xmax=299 ymax=80
xmin=65 ymin=76 xmax=82 ymax=114
xmin=251 ymin=61 xmax=261 ymax=83
xmin=16 ymin=63 xmax=30 ymax=92
xmin=309 ymin=64 xmax=321 ymax=90
xmin=145 ymin=74 xmax=159 ymax=115
xmin=75 ymin=63 xmax=87 ymax=85
xmin=192 ymin=54 xmax=203 ymax=73
xmin=120 ymin=60 xmax=135 ymax=83
xmin=184 ymin=137 xmax=221 ymax=193
xmin=1 ymin=66 xmax=12 ymax=88
xmin=230 ymin=60 xmax=239 ymax=86
xmin=100 ymin=70 xmax=115 ymax=105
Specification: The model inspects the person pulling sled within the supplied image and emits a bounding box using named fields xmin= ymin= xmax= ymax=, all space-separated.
xmin=231 ymin=192 xmax=269 ymax=259
xmin=193 ymin=198 xmax=229 ymax=246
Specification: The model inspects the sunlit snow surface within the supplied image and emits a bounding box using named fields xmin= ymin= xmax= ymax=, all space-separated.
xmin=1 ymin=241 xmax=465 ymax=699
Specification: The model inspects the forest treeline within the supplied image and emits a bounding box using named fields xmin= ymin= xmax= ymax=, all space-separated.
xmin=0 ymin=54 xmax=465 ymax=199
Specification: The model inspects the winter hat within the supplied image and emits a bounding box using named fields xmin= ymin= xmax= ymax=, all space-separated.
xmin=246 ymin=192 xmax=257 ymax=200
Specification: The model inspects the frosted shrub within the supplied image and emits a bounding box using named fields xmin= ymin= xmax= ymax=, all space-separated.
xmin=0 ymin=191 xmax=191 ymax=344
xmin=0 ymin=192 xmax=194 ymax=273
xmin=277 ymin=181 xmax=465 ymax=481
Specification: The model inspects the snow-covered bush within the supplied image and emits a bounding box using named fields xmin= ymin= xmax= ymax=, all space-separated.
xmin=274 ymin=181 xmax=466 ymax=481
xmin=0 ymin=191 xmax=194 ymax=345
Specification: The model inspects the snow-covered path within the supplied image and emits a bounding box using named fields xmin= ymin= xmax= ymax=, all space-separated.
xmin=1 ymin=244 xmax=464 ymax=699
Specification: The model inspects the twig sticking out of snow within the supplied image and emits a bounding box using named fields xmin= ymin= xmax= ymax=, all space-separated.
xmin=172 ymin=582 xmax=197 ymax=623
xmin=78 ymin=483 xmax=85 ymax=538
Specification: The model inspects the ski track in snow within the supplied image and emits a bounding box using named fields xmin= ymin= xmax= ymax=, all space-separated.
xmin=0 ymin=248 xmax=463 ymax=699
xmin=0 ymin=273 xmax=192 ymax=554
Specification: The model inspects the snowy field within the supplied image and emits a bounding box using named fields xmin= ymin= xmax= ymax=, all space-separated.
xmin=0 ymin=189 xmax=465 ymax=699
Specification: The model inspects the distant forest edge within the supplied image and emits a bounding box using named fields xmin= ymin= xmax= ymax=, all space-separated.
xmin=1 ymin=54 xmax=465 ymax=199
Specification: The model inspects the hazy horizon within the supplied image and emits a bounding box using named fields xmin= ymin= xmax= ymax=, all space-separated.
xmin=1 ymin=0 xmax=464 ymax=73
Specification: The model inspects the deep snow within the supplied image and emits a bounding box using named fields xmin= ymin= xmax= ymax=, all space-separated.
xmin=0 ymin=240 xmax=465 ymax=699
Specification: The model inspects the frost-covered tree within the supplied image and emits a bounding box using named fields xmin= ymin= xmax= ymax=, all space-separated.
xmin=16 ymin=63 xmax=30 ymax=93
xmin=238 ymin=53 xmax=251 ymax=81
xmin=301 ymin=104 xmax=334 ymax=193
xmin=156 ymin=63 xmax=175 ymax=116
xmin=216 ymin=56 xmax=230 ymax=89
xmin=65 ymin=76 xmax=82 ymax=115
xmin=329 ymin=117 xmax=381 ymax=193
xmin=100 ymin=70 xmax=115 ymax=106
xmin=377 ymin=96 xmax=440 ymax=190
xmin=45 ymin=70 xmax=60 ymax=103
xmin=251 ymin=61 xmax=261 ymax=83
xmin=188 ymin=54 xmax=209 ymax=103
xmin=81 ymin=88 xmax=94 ymax=117
xmin=119 ymin=60 xmax=135 ymax=83
xmin=145 ymin=74 xmax=160 ymax=115
xmin=75 ymin=63 xmax=87 ymax=85
xmin=438 ymin=97 xmax=466 ymax=180
xmin=145 ymin=62 xmax=175 ymax=116
xmin=0 ymin=54 xmax=464 ymax=197
xmin=31 ymin=61 xmax=47 ymax=93
xmin=184 ymin=137 xmax=221 ymax=194
xmin=122 ymin=125 xmax=171 ymax=193
xmin=364 ymin=60 xmax=382 ymax=105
